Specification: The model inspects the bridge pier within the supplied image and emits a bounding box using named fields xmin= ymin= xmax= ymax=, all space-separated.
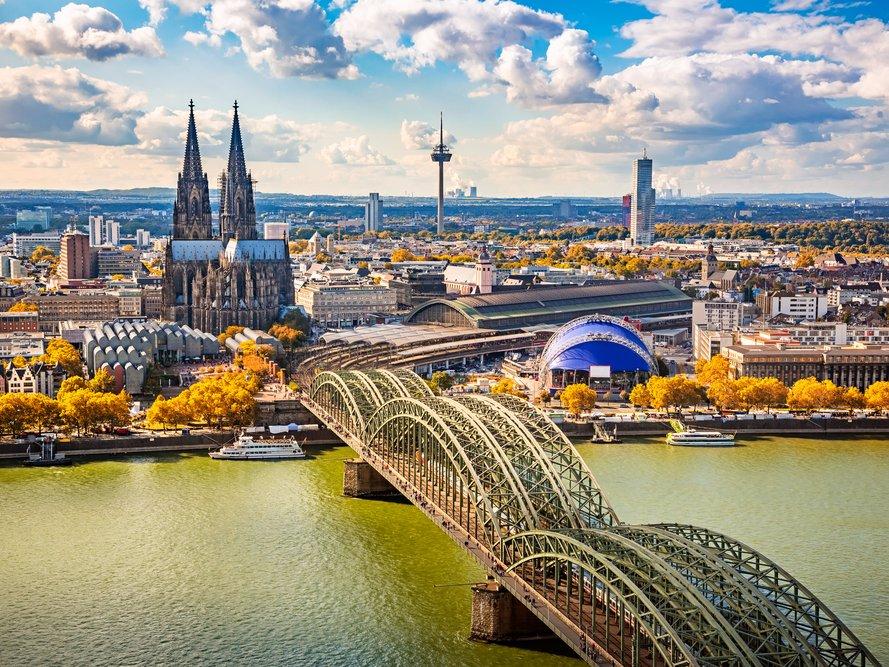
xmin=470 ymin=580 xmax=552 ymax=643
xmin=342 ymin=458 xmax=399 ymax=498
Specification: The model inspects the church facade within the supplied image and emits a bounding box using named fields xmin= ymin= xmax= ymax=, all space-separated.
xmin=163 ymin=102 xmax=293 ymax=333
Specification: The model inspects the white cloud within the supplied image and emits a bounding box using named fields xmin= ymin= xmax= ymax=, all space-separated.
xmin=400 ymin=119 xmax=457 ymax=150
xmin=0 ymin=3 xmax=164 ymax=61
xmin=619 ymin=0 xmax=889 ymax=102
xmin=0 ymin=65 xmax=144 ymax=145
xmin=137 ymin=0 xmax=205 ymax=26
xmin=493 ymin=29 xmax=605 ymax=106
xmin=135 ymin=105 xmax=346 ymax=162
xmin=321 ymin=135 xmax=393 ymax=165
xmin=192 ymin=0 xmax=358 ymax=79
xmin=395 ymin=93 xmax=419 ymax=102
xmin=183 ymin=30 xmax=221 ymax=47
xmin=335 ymin=0 xmax=603 ymax=106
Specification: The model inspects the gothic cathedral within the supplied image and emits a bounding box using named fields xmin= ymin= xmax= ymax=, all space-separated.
xmin=163 ymin=102 xmax=294 ymax=333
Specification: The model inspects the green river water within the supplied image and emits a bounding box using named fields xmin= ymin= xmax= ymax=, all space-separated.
xmin=1 ymin=436 xmax=887 ymax=666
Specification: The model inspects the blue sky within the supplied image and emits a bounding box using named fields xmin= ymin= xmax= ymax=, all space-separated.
xmin=0 ymin=0 xmax=886 ymax=196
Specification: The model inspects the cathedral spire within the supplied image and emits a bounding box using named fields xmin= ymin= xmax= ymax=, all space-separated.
xmin=227 ymin=100 xmax=247 ymax=181
xmin=172 ymin=99 xmax=212 ymax=240
xmin=183 ymin=99 xmax=203 ymax=181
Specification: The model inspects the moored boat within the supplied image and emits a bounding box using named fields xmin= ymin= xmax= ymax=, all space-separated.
xmin=209 ymin=432 xmax=306 ymax=460
xmin=666 ymin=429 xmax=735 ymax=447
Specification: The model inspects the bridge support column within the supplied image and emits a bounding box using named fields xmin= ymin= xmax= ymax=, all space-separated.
xmin=343 ymin=458 xmax=398 ymax=498
xmin=470 ymin=580 xmax=552 ymax=643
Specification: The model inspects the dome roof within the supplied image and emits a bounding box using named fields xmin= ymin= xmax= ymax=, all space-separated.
xmin=540 ymin=315 xmax=656 ymax=374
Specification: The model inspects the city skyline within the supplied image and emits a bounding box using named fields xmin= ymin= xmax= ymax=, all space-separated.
xmin=0 ymin=0 xmax=886 ymax=197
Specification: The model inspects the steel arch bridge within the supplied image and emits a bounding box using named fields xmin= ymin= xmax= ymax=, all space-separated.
xmin=302 ymin=369 xmax=877 ymax=667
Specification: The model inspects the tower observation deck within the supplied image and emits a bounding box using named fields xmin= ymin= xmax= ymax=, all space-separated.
xmin=430 ymin=112 xmax=452 ymax=236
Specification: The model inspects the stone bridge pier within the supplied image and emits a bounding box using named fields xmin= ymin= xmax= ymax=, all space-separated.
xmin=342 ymin=458 xmax=399 ymax=498
xmin=470 ymin=579 xmax=552 ymax=643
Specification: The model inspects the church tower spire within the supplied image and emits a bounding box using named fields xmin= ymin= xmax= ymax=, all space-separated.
xmin=220 ymin=100 xmax=257 ymax=240
xmin=173 ymin=99 xmax=212 ymax=239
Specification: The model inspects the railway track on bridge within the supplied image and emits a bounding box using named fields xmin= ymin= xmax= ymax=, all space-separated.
xmin=300 ymin=369 xmax=879 ymax=667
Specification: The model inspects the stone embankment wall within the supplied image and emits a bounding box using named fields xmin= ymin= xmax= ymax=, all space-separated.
xmin=560 ymin=417 xmax=889 ymax=438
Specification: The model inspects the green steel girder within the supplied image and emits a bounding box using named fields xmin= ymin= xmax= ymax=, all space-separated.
xmin=655 ymin=524 xmax=879 ymax=667
xmin=489 ymin=394 xmax=619 ymax=529
xmin=453 ymin=394 xmax=586 ymax=531
xmin=365 ymin=369 xmax=411 ymax=401
xmin=422 ymin=396 xmax=539 ymax=537
xmin=611 ymin=525 xmax=817 ymax=665
xmin=363 ymin=396 xmax=504 ymax=543
xmin=503 ymin=530 xmax=699 ymax=667
xmin=551 ymin=528 xmax=759 ymax=665
xmin=391 ymin=369 xmax=434 ymax=398
xmin=306 ymin=369 xmax=877 ymax=667
xmin=309 ymin=371 xmax=369 ymax=434
xmin=341 ymin=371 xmax=386 ymax=415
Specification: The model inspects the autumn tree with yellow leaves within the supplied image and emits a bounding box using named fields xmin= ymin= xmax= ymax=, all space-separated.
xmin=0 ymin=393 xmax=60 ymax=436
xmin=145 ymin=371 xmax=260 ymax=431
xmin=865 ymin=381 xmax=889 ymax=412
xmin=786 ymin=377 xmax=843 ymax=411
xmin=629 ymin=375 xmax=703 ymax=413
xmin=560 ymin=383 xmax=597 ymax=417
xmin=390 ymin=248 xmax=417 ymax=263
xmin=38 ymin=339 xmax=83 ymax=377
xmin=7 ymin=301 xmax=37 ymax=313
xmin=491 ymin=377 xmax=527 ymax=399
xmin=695 ymin=355 xmax=731 ymax=385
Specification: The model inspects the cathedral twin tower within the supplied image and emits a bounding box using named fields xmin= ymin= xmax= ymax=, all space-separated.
xmin=163 ymin=101 xmax=293 ymax=333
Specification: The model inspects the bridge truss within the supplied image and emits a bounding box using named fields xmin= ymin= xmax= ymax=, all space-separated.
xmin=304 ymin=369 xmax=877 ymax=667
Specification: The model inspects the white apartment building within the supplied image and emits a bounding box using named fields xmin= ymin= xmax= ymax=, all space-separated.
xmin=88 ymin=215 xmax=104 ymax=247
xmin=104 ymin=219 xmax=120 ymax=246
xmin=296 ymin=283 xmax=397 ymax=328
xmin=135 ymin=229 xmax=151 ymax=247
xmin=11 ymin=231 xmax=62 ymax=258
xmin=692 ymin=300 xmax=757 ymax=331
xmin=762 ymin=292 xmax=828 ymax=320
xmin=0 ymin=332 xmax=46 ymax=360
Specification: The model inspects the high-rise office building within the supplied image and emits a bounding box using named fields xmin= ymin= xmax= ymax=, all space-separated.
xmin=16 ymin=207 xmax=51 ymax=231
xmin=58 ymin=228 xmax=94 ymax=281
xmin=104 ymin=219 xmax=120 ymax=246
xmin=135 ymin=229 xmax=151 ymax=247
xmin=88 ymin=215 xmax=104 ymax=247
xmin=629 ymin=150 xmax=655 ymax=246
xmin=469 ymin=185 xmax=477 ymax=198
xmin=58 ymin=229 xmax=93 ymax=280
xmin=365 ymin=193 xmax=382 ymax=233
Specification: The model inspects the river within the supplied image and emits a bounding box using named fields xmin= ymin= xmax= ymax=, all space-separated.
xmin=1 ymin=435 xmax=886 ymax=665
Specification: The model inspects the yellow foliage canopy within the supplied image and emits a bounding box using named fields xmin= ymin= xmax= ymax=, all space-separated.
xmin=560 ymin=383 xmax=597 ymax=416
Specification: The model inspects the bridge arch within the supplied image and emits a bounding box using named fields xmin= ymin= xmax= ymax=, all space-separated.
xmin=363 ymin=397 xmax=511 ymax=543
xmin=302 ymin=369 xmax=877 ymax=665
xmin=309 ymin=371 xmax=369 ymax=433
xmin=490 ymin=394 xmax=619 ymax=528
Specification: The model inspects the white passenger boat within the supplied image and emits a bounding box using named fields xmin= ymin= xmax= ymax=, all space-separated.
xmin=209 ymin=433 xmax=306 ymax=460
xmin=666 ymin=428 xmax=735 ymax=447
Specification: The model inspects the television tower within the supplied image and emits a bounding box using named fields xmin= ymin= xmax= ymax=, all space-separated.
xmin=430 ymin=112 xmax=452 ymax=235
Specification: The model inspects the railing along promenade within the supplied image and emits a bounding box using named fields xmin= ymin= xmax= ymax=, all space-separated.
xmin=301 ymin=369 xmax=879 ymax=667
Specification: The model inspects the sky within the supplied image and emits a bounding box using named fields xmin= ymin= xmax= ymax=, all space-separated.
xmin=0 ymin=0 xmax=886 ymax=197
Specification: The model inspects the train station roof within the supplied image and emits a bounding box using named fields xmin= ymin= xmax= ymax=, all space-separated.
xmin=406 ymin=281 xmax=691 ymax=330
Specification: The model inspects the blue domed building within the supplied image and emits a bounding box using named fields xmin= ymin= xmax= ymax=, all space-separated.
xmin=539 ymin=315 xmax=657 ymax=389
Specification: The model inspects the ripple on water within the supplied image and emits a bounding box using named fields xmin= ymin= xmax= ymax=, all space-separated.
xmin=1 ymin=438 xmax=886 ymax=664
